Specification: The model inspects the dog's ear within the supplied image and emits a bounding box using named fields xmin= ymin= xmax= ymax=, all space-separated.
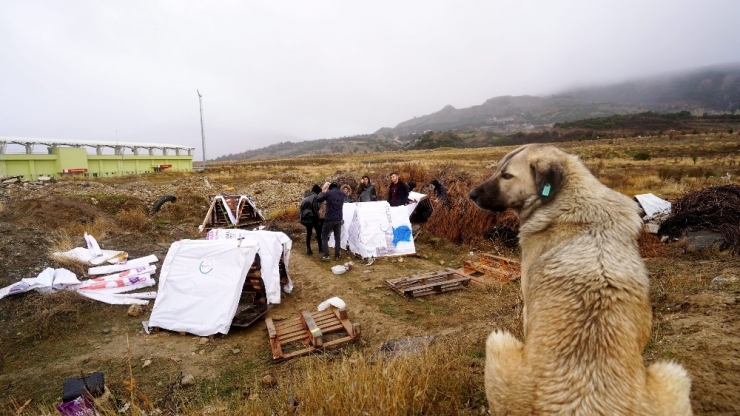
xmin=530 ymin=159 xmax=566 ymax=204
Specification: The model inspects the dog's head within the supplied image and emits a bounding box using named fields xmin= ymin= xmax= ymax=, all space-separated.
xmin=469 ymin=144 xmax=567 ymax=215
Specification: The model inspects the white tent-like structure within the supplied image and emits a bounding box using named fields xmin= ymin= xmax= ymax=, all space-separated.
xmin=148 ymin=230 xmax=294 ymax=336
xmin=148 ymin=239 xmax=259 ymax=336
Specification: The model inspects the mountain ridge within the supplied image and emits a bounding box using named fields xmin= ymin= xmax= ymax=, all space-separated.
xmin=214 ymin=63 xmax=740 ymax=162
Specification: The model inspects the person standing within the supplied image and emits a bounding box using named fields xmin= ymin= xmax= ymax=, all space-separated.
xmin=316 ymin=183 xmax=345 ymax=261
xmin=357 ymin=175 xmax=377 ymax=202
xmin=340 ymin=184 xmax=354 ymax=202
xmin=299 ymin=184 xmax=323 ymax=255
xmin=430 ymin=178 xmax=448 ymax=204
xmin=387 ymin=172 xmax=411 ymax=207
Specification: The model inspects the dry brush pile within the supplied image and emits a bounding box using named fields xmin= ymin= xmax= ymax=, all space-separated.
xmin=659 ymin=184 xmax=740 ymax=250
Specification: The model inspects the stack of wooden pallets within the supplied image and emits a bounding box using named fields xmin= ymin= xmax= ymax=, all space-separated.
xmin=231 ymin=253 xmax=288 ymax=328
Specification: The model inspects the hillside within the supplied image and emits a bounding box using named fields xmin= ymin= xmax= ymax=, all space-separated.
xmin=214 ymin=63 xmax=740 ymax=162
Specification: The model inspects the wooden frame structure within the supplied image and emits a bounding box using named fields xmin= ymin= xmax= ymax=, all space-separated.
xmin=265 ymin=307 xmax=360 ymax=361
xmin=199 ymin=194 xmax=265 ymax=232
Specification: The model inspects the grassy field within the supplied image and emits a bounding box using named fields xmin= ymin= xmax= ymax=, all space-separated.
xmin=2 ymin=132 xmax=739 ymax=415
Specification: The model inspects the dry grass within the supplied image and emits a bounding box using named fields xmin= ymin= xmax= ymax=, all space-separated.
xmin=16 ymin=340 xmax=486 ymax=416
xmin=268 ymin=204 xmax=299 ymax=221
xmin=47 ymin=231 xmax=89 ymax=276
xmin=57 ymin=215 xmax=120 ymax=238
xmin=115 ymin=207 xmax=152 ymax=233
xmin=176 ymin=340 xmax=485 ymax=415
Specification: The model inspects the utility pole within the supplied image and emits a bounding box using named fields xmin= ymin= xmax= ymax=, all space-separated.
xmin=197 ymin=89 xmax=207 ymax=170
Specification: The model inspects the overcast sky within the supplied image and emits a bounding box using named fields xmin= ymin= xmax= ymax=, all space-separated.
xmin=2 ymin=1 xmax=739 ymax=160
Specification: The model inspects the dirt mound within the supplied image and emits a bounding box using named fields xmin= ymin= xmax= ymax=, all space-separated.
xmin=0 ymin=196 xmax=108 ymax=230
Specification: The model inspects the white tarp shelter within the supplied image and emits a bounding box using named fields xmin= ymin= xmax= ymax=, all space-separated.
xmin=148 ymin=239 xmax=259 ymax=336
xmin=332 ymin=200 xmax=416 ymax=259
xmin=205 ymin=229 xmax=294 ymax=303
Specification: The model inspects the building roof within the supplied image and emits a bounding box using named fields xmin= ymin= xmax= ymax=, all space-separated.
xmin=0 ymin=136 xmax=195 ymax=150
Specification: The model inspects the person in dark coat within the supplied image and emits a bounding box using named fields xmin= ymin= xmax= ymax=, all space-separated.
xmin=387 ymin=172 xmax=411 ymax=207
xmin=430 ymin=178 xmax=448 ymax=203
xmin=357 ymin=175 xmax=377 ymax=202
xmin=341 ymin=184 xmax=354 ymax=203
xmin=299 ymin=184 xmax=323 ymax=255
xmin=316 ymin=183 xmax=345 ymax=261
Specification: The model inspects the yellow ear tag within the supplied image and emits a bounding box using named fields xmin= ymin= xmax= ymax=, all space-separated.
xmin=542 ymin=183 xmax=551 ymax=197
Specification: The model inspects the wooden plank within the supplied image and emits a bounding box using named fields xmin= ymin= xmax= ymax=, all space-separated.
xmin=265 ymin=318 xmax=283 ymax=359
xmin=265 ymin=318 xmax=277 ymax=339
xmin=301 ymin=311 xmax=323 ymax=347
xmin=279 ymin=332 xmax=311 ymax=344
xmin=401 ymin=277 xmax=470 ymax=294
xmin=332 ymin=307 xmax=354 ymax=336
xmin=480 ymin=253 xmax=521 ymax=266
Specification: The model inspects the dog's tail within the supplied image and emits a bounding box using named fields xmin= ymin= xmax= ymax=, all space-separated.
xmin=646 ymin=361 xmax=693 ymax=416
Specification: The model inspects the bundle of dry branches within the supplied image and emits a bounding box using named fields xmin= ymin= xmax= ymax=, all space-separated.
xmin=659 ymin=184 xmax=740 ymax=249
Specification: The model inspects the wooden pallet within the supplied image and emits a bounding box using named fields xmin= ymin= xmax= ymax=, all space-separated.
xmin=265 ymin=307 xmax=361 ymax=361
xmin=386 ymin=268 xmax=471 ymax=298
xmin=461 ymin=253 xmax=520 ymax=284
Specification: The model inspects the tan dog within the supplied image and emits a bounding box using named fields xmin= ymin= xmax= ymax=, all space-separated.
xmin=469 ymin=144 xmax=692 ymax=415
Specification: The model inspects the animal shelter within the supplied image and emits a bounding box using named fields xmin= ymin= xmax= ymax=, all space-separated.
xmin=147 ymin=230 xmax=293 ymax=336
xmin=198 ymin=194 xmax=266 ymax=232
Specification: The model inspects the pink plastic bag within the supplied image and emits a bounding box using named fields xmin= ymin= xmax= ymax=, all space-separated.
xmin=56 ymin=396 xmax=95 ymax=416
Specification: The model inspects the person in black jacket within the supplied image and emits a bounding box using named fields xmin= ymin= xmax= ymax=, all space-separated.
xmin=316 ymin=183 xmax=346 ymax=261
xmin=357 ymin=175 xmax=377 ymax=202
xmin=387 ymin=172 xmax=411 ymax=207
xmin=299 ymin=184 xmax=323 ymax=255
xmin=430 ymin=178 xmax=448 ymax=204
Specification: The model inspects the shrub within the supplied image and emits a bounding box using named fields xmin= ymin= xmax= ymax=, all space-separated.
xmin=633 ymin=151 xmax=651 ymax=161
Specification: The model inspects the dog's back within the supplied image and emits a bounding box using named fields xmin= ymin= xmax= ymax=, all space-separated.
xmin=471 ymin=145 xmax=692 ymax=415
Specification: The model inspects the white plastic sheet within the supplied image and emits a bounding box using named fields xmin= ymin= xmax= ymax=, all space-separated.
xmin=317 ymin=297 xmax=346 ymax=311
xmin=343 ymin=201 xmax=416 ymax=258
xmin=53 ymin=233 xmax=127 ymax=265
xmin=148 ymin=239 xmax=259 ymax=336
xmin=88 ymin=255 xmax=159 ymax=275
xmin=635 ymin=193 xmax=672 ymax=219
xmin=0 ymin=268 xmax=80 ymax=299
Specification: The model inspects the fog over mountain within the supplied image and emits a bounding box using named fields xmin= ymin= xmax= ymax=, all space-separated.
xmin=2 ymin=2 xmax=739 ymax=160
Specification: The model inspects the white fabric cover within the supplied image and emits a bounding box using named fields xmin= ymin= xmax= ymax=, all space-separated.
xmin=148 ymin=239 xmax=259 ymax=336
xmin=205 ymin=229 xmax=293 ymax=304
xmin=341 ymin=201 xmax=416 ymax=258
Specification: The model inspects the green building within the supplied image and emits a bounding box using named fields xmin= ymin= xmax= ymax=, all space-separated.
xmin=0 ymin=137 xmax=195 ymax=180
